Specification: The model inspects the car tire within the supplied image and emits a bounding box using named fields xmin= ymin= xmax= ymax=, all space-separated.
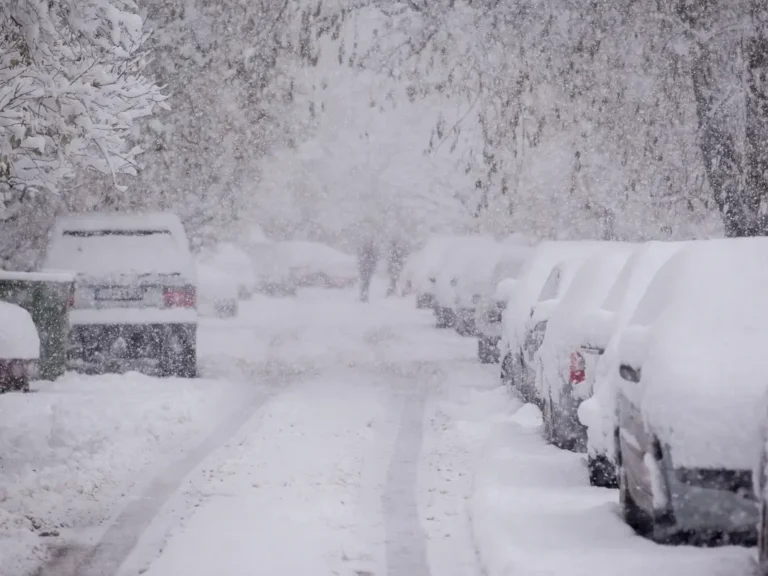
xmin=760 ymin=499 xmax=768 ymax=573
xmin=588 ymin=454 xmax=618 ymax=488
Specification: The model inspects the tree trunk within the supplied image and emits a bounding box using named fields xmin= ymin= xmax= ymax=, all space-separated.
xmin=745 ymin=2 xmax=768 ymax=235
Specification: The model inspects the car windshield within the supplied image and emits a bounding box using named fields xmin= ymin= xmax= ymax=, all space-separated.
xmin=48 ymin=230 xmax=183 ymax=276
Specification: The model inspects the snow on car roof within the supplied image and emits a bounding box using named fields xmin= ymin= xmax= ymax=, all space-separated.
xmin=53 ymin=212 xmax=186 ymax=234
xmin=0 ymin=270 xmax=75 ymax=283
xmin=580 ymin=241 xmax=688 ymax=349
xmin=503 ymin=240 xmax=630 ymax=355
xmin=0 ymin=301 xmax=40 ymax=360
xmin=618 ymin=237 xmax=768 ymax=469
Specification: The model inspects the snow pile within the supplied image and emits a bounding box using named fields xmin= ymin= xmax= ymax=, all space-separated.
xmin=0 ymin=372 xmax=244 ymax=575
xmin=578 ymin=241 xmax=687 ymax=460
xmin=444 ymin=384 xmax=753 ymax=576
xmin=618 ymin=237 xmax=768 ymax=469
xmin=536 ymin=249 xmax=633 ymax=403
xmin=0 ymin=302 xmax=40 ymax=359
xmin=456 ymin=244 xmax=531 ymax=309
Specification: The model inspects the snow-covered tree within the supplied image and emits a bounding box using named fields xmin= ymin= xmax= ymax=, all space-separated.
xmin=0 ymin=0 xmax=165 ymax=266
xmin=0 ymin=0 xmax=165 ymax=211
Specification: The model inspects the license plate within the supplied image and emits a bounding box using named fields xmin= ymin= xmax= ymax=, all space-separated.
xmin=95 ymin=286 xmax=143 ymax=301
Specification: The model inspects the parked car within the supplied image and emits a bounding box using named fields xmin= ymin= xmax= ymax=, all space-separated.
xmin=276 ymin=241 xmax=357 ymax=289
xmin=433 ymin=235 xmax=497 ymax=329
xmin=536 ymin=248 xmax=633 ymax=452
xmin=0 ymin=301 xmax=39 ymax=392
xmin=199 ymin=242 xmax=258 ymax=299
xmin=196 ymin=260 xmax=239 ymax=319
xmin=499 ymin=241 xmax=611 ymax=397
xmin=615 ymin=238 xmax=768 ymax=544
xmin=455 ymin=243 xmax=531 ymax=340
xmin=43 ymin=212 xmax=198 ymax=377
xmin=577 ymin=241 xmax=686 ymax=487
xmin=515 ymin=257 xmax=588 ymax=406
xmin=476 ymin=277 xmax=519 ymax=364
xmin=400 ymin=236 xmax=458 ymax=309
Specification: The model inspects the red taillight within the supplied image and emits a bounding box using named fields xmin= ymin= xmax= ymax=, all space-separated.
xmin=164 ymin=287 xmax=196 ymax=308
xmin=569 ymin=351 xmax=586 ymax=384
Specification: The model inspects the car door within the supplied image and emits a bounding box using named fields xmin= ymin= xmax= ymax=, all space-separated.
xmin=617 ymin=364 xmax=654 ymax=513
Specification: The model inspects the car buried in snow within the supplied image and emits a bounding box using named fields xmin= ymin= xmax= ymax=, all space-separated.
xmin=576 ymin=241 xmax=686 ymax=488
xmin=499 ymin=240 xmax=617 ymax=403
xmin=535 ymin=247 xmax=634 ymax=452
xmin=615 ymin=238 xmax=768 ymax=545
xmin=43 ymin=212 xmax=198 ymax=377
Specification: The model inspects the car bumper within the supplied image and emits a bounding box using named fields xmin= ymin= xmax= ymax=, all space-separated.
xmin=68 ymin=323 xmax=196 ymax=373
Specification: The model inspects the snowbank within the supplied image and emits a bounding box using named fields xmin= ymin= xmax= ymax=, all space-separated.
xmin=467 ymin=399 xmax=753 ymax=576
xmin=0 ymin=302 xmax=40 ymax=360
xmin=0 ymin=372 xmax=244 ymax=576
xmin=617 ymin=237 xmax=768 ymax=469
xmin=578 ymin=241 xmax=686 ymax=459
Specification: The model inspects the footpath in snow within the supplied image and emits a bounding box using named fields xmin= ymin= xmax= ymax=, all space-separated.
xmin=0 ymin=285 xmax=757 ymax=576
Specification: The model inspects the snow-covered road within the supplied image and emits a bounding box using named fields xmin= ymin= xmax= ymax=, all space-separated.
xmin=1 ymin=286 xmax=757 ymax=575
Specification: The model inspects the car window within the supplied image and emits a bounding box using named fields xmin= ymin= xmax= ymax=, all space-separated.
xmin=537 ymin=267 xmax=561 ymax=302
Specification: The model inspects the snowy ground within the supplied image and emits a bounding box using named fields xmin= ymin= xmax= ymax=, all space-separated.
xmin=0 ymin=283 xmax=757 ymax=576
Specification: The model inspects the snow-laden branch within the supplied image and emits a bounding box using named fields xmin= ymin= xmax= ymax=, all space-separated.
xmin=0 ymin=0 xmax=166 ymax=206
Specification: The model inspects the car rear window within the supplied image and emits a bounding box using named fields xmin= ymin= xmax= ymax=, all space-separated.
xmin=48 ymin=229 xmax=184 ymax=276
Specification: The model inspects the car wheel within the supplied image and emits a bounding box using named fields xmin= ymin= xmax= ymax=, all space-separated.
xmin=588 ymin=454 xmax=618 ymax=488
xmin=617 ymin=446 xmax=653 ymax=537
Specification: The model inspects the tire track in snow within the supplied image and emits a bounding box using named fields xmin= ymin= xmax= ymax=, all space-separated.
xmin=33 ymin=365 xmax=309 ymax=576
xmin=380 ymin=361 xmax=434 ymax=576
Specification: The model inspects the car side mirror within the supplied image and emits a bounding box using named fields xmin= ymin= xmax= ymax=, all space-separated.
xmin=619 ymin=364 xmax=641 ymax=383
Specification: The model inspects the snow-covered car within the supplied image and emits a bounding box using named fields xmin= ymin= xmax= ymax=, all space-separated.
xmin=196 ymin=260 xmax=239 ymax=318
xmin=43 ymin=212 xmax=198 ymax=377
xmin=475 ymin=251 xmax=531 ymax=363
xmin=0 ymin=301 xmax=40 ymax=392
xmin=433 ymin=235 xmax=498 ymax=329
xmin=577 ymin=241 xmax=686 ymax=487
xmin=615 ymin=238 xmax=768 ymax=544
xmin=401 ymin=235 xmax=463 ymax=309
xmin=513 ymin=257 xmax=588 ymax=406
xmin=499 ymin=241 xmax=619 ymax=398
xmin=453 ymin=243 xmax=531 ymax=339
xmin=536 ymin=247 xmax=634 ymax=452
xmin=276 ymin=241 xmax=357 ymax=289
xmin=199 ymin=243 xmax=258 ymax=299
